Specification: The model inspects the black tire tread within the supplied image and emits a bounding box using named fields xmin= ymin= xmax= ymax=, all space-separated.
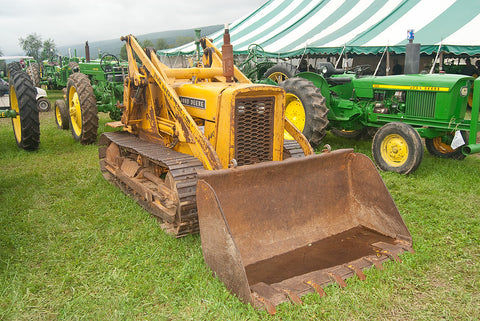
xmin=10 ymin=71 xmax=40 ymax=150
xmin=26 ymin=63 xmax=41 ymax=87
xmin=372 ymin=122 xmax=423 ymax=174
xmin=264 ymin=63 xmax=298 ymax=83
xmin=54 ymin=99 xmax=69 ymax=129
xmin=66 ymin=73 xmax=98 ymax=144
xmin=280 ymin=77 xmax=329 ymax=148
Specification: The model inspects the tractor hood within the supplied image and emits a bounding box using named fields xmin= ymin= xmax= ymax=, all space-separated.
xmin=353 ymin=74 xmax=474 ymax=99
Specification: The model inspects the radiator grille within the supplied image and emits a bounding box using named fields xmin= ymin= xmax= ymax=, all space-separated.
xmin=234 ymin=97 xmax=275 ymax=165
xmin=405 ymin=91 xmax=436 ymax=118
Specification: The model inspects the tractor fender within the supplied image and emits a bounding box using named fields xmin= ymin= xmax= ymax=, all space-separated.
xmin=35 ymin=87 xmax=48 ymax=99
xmin=296 ymin=71 xmax=332 ymax=108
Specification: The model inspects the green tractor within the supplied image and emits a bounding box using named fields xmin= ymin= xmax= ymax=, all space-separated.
xmin=261 ymin=61 xmax=480 ymax=174
xmin=54 ymin=50 xmax=126 ymax=145
xmin=41 ymin=55 xmax=80 ymax=90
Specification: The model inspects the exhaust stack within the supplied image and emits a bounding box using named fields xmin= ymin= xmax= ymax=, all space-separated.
xmin=222 ymin=24 xmax=234 ymax=82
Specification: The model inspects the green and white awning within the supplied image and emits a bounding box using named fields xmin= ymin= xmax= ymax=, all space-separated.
xmin=159 ymin=0 xmax=480 ymax=57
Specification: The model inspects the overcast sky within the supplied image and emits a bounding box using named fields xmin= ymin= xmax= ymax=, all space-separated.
xmin=0 ymin=0 xmax=268 ymax=55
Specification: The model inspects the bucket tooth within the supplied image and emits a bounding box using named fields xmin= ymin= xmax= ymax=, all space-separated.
xmin=364 ymin=257 xmax=384 ymax=270
xmin=327 ymin=272 xmax=347 ymax=288
xmin=382 ymin=250 xmax=401 ymax=262
xmin=346 ymin=264 xmax=367 ymax=281
xmin=395 ymin=239 xmax=415 ymax=254
xmin=272 ymin=287 xmax=303 ymax=305
xmin=373 ymin=242 xmax=405 ymax=262
xmin=304 ymin=280 xmax=327 ymax=297
xmin=250 ymin=282 xmax=288 ymax=307
xmin=252 ymin=292 xmax=276 ymax=315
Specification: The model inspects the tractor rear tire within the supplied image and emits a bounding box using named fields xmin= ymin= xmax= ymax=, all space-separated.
xmin=7 ymin=61 xmax=22 ymax=78
xmin=54 ymin=99 xmax=69 ymax=129
xmin=9 ymin=71 xmax=40 ymax=150
xmin=66 ymin=73 xmax=98 ymax=144
xmin=68 ymin=61 xmax=80 ymax=72
xmin=280 ymin=77 xmax=329 ymax=148
xmin=372 ymin=122 xmax=423 ymax=174
xmin=425 ymin=131 xmax=467 ymax=160
xmin=26 ymin=63 xmax=41 ymax=87
xmin=264 ymin=63 xmax=298 ymax=84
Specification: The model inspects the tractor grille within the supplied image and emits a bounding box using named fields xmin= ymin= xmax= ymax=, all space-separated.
xmin=405 ymin=91 xmax=436 ymax=118
xmin=234 ymin=97 xmax=275 ymax=166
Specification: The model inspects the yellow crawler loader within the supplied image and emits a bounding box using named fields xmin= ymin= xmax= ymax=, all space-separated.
xmin=98 ymin=29 xmax=413 ymax=314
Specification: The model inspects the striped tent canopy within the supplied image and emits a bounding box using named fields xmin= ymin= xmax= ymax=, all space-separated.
xmin=159 ymin=0 xmax=480 ymax=58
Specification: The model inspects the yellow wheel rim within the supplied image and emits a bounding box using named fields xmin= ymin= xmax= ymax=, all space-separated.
xmin=10 ymin=87 xmax=22 ymax=142
xmin=284 ymin=93 xmax=305 ymax=140
xmin=55 ymin=104 xmax=63 ymax=127
xmin=380 ymin=134 xmax=409 ymax=167
xmin=69 ymin=87 xmax=82 ymax=136
xmin=432 ymin=136 xmax=455 ymax=153
xmin=268 ymin=71 xmax=288 ymax=83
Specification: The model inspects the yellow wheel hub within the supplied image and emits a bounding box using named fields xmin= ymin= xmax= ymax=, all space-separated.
xmin=69 ymin=87 xmax=82 ymax=136
xmin=284 ymin=93 xmax=305 ymax=140
xmin=380 ymin=134 xmax=409 ymax=167
xmin=10 ymin=88 xmax=22 ymax=142
xmin=268 ymin=71 xmax=288 ymax=83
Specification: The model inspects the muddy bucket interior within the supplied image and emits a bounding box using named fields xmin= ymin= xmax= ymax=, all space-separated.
xmin=196 ymin=149 xmax=413 ymax=313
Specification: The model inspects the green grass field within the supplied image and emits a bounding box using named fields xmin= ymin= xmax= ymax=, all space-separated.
xmin=1 ymin=91 xmax=479 ymax=320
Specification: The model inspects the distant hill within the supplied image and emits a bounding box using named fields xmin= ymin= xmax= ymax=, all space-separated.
xmin=56 ymin=25 xmax=222 ymax=59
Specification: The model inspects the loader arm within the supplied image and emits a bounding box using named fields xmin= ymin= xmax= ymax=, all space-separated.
xmin=121 ymin=35 xmax=222 ymax=170
xmin=284 ymin=118 xmax=314 ymax=155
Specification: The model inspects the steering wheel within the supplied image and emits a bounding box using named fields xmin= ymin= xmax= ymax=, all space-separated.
xmin=247 ymin=44 xmax=265 ymax=58
xmin=352 ymin=64 xmax=371 ymax=75
xmin=100 ymin=54 xmax=120 ymax=72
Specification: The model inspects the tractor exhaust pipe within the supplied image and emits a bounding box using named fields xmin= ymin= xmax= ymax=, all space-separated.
xmin=222 ymin=24 xmax=234 ymax=82
xmin=85 ymin=41 xmax=90 ymax=63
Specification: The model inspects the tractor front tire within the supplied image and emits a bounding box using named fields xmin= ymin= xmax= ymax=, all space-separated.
xmin=37 ymin=97 xmax=51 ymax=112
xmin=280 ymin=77 xmax=329 ymax=148
xmin=9 ymin=71 xmax=40 ymax=150
xmin=372 ymin=122 xmax=423 ymax=174
xmin=66 ymin=73 xmax=98 ymax=144
xmin=425 ymin=131 xmax=467 ymax=160
xmin=264 ymin=63 xmax=298 ymax=84
xmin=54 ymin=99 xmax=69 ymax=130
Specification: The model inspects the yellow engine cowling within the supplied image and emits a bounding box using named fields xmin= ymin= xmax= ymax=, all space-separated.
xmin=172 ymin=82 xmax=287 ymax=168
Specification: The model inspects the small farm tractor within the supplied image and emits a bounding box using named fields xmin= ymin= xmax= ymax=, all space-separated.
xmin=54 ymin=45 xmax=127 ymax=144
xmin=255 ymin=59 xmax=480 ymax=174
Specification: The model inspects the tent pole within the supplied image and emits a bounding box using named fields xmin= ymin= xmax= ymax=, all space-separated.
xmin=374 ymin=46 xmax=388 ymax=76
xmin=386 ymin=46 xmax=390 ymax=75
xmin=439 ymin=51 xmax=444 ymax=72
xmin=335 ymin=45 xmax=346 ymax=69
xmin=430 ymin=43 xmax=442 ymax=74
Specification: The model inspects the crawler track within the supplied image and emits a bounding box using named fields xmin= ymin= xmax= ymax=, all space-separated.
xmin=99 ymin=131 xmax=204 ymax=237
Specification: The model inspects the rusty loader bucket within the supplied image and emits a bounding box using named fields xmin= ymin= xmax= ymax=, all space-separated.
xmin=196 ymin=149 xmax=413 ymax=314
